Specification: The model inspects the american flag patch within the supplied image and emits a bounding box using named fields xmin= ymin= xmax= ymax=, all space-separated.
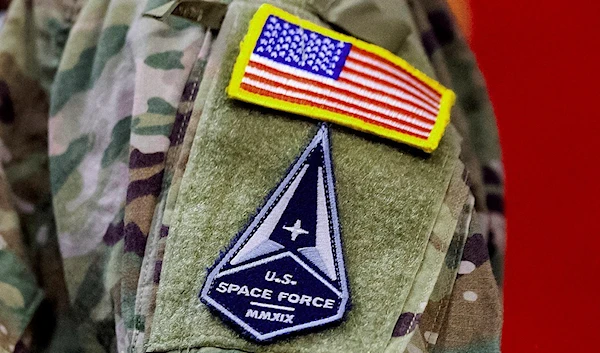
xmin=228 ymin=4 xmax=455 ymax=152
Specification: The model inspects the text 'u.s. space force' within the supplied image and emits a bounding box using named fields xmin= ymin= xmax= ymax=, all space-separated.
xmin=215 ymin=270 xmax=337 ymax=324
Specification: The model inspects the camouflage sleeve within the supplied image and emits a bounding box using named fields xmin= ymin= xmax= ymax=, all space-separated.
xmin=0 ymin=1 xmax=45 ymax=351
xmin=403 ymin=1 xmax=504 ymax=352
xmin=411 ymin=0 xmax=505 ymax=285
xmin=0 ymin=0 xmax=78 ymax=351
xmin=413 ymin=213 xmax=503 ymax=353
xmin=0 ymin=157 xmax=44 ymax=353
xmin=0 ymin=0 xmax=504 ymax=352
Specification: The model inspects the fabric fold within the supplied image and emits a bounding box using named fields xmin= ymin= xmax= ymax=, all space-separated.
xmin=384 ymin=162 xmax=469 ymax=353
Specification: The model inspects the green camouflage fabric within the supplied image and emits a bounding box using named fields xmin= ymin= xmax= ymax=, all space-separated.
xmin=412 ymin=213 xmax=503 ymax=353
xmin=0 ymin=0 xmax=503 ymax=352
xmin=47 ymin=0 xmax=206 ymax=350
xmin=0 ymin=0 xmax=76 ymax=351
xmin=130 ymin=31 xmax=214 ymax=352
xmin=409 ymin=194 xmax=475 ymax=353
xmin=403 ymin=1 xmax=504 ymax=352
xmin=384 ymin=163 xmax=469 ymax=353
xmin=408 ymin=0 xmax=505 ymax=284
xmin=0 ymin=164 xmax=44 ymax=353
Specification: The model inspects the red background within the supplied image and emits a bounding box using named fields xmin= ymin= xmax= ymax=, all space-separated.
xmin=470 ymin=2 xmax=600 ymax=352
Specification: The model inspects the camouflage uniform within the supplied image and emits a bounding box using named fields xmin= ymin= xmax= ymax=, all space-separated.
xmin=0 ymin=0 xmax=503 ymax=352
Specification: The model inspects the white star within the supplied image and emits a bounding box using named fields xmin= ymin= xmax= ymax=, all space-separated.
xmin=282 ymin=220 xmax=309 ymax=241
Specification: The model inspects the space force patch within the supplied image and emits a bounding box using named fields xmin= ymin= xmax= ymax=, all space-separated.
xmin=200 ymin=124 xmax=350 ymax=342
xmin=227 ymin=4 xmax=455 ymax=153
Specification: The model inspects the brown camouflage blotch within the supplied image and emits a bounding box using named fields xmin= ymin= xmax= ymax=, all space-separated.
xmin=0 ymin=53 xmax=50 ymax=205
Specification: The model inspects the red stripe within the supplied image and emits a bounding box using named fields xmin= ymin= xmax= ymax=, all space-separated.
xmin=243 ymin=71 xmax=432 ymax=134
xmin=343 ymin=58 xmax=440 ymax=107
xmin=248 ymin=58 xmax=439 ymax=115
xmin=350 ymin=46 xmax=442 ymax=100
xmin=345 ymin=56 xmax=439 ymax=106
xmin=336 ymin=76 xmax=438 ymax=117
xmin=240 ymin=81 xmax=430 ymax=140
xmin=342 ymin=65 xmax=440 ymax=111
xmin=247 ymin=61 xmax=436 ymax=125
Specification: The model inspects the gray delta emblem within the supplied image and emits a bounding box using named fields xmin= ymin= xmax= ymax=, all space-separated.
xmin=200 ymin=124 xmax=350 ymax=342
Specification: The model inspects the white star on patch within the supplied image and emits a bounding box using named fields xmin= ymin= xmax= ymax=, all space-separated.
xmin=283 ymin=219 xmax=309 ymax=241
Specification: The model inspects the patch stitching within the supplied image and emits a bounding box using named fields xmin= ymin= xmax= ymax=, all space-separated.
xmin=320 ymin=149 xmax=341 ymax=282
xmin=200 ymin=124 xmax=350 ymax=342
xmin=227 ymin=4 xmax=455 ymax=152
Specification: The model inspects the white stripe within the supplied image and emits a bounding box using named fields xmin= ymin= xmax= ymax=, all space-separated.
xmin=339 ymin=69 xmax=439 ymax=113
xmin=348 ymin=50 xmax=441 ymax=101
xmin=245 ymin=66 xmax=434 ymax=130
xmin=246 ymin=63 xmax=436 ymax=123
xmin=250 ymin=301 xmax=296 ymax=312
xmin=241 ymin=77 xmax=430 ymax=138
xmin=249 ymin=55 xmax=439 ymax=119
xmin=344 ymin=60 xmax=440 ymax=108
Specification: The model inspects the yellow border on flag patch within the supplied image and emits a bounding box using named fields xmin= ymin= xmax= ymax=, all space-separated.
xmin=227 ymin=4 xmax=456 ymax=153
